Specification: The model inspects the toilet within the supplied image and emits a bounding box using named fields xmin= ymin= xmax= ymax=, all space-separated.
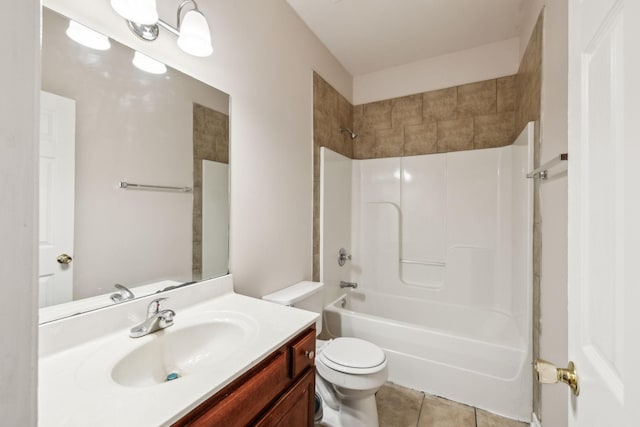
xmin=263 ymin=281 xmax=388 ymax=427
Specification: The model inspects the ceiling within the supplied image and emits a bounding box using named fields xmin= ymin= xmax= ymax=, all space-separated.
xmin=286 ymin=0 xmax=523 ymax=76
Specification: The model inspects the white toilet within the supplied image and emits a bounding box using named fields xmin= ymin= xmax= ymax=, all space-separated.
xmin=263 ymin=281 xmax=388 ymax=427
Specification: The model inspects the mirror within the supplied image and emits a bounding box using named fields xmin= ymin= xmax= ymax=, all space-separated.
xmin=39 ymin=7 xmax=230 ymax=323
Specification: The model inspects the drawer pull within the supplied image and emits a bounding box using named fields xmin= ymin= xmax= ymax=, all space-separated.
xmin=305 ymin=350 xmax=315 ymax=360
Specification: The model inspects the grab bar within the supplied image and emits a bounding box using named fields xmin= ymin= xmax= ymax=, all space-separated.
xmin=118 ymin=181 xmax=193 ymax=193
xmin=400 ymin=259 xmax=445 ymax=267
xmin=526 ymin=153 xmax=568 ymax=180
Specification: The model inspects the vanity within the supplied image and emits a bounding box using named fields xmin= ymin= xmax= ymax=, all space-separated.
xmin=39 ymin=275 xmax=318 ymax=426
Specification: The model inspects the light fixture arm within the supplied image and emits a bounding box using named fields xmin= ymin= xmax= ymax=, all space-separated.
xmin=156 ymin=0 xmax=201 ymax=36
xmin=156 ymin=19 xmax=179 ymax=36
xmin=177 ymin=0 xmax=200 ymax=28
xmin=115 ymin=0 xmax=212 ymax=57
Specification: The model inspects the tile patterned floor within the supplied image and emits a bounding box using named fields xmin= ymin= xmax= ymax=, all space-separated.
xmin=376 ymin=383 xmax=528 ymax=427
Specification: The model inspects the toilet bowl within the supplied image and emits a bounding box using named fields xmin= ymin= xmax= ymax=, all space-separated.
xmin=314 ymin=338 xmax=388 ymax=427
xmin=262 ymin=282 xmax=388 ymax=427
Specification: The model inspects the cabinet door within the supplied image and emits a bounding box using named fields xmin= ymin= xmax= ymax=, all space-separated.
xmin=254 ymin=368 xmax=315 ymax=427
xmin=174 ymin=350 xmax=290 ymax=427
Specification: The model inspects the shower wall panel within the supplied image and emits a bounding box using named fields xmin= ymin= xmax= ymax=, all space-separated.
xmin=351 ymin=146 xmax=525 ymax=316
xmin=320 ymin=148 xmax=353 ymax=306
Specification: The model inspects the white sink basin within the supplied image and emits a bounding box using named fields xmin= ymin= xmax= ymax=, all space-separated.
xmin=77 ymin=310 xmax=259 ymax=389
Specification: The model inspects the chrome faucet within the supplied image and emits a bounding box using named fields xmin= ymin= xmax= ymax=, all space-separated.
xmin=130 ymin=298 xmax=175 ymax=338
xmin=110 ymin=283 xmax=135 ymax=303
xmin=339 ymin=281 xmax=358 ymax=289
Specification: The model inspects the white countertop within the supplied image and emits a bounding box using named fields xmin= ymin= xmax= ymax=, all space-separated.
xmin=38 ymin=275 xmax=317 ymax=426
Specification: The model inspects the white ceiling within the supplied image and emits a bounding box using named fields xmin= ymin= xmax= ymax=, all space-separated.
xmin=286 ymin=0 xmax=523 ymax=76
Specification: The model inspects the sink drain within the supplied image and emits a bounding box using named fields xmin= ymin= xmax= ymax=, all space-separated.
xmin=166 ymin=372 xmax=180 ymax=382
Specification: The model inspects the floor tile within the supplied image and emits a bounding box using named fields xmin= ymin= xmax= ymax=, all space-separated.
xmin=476 ymin=408 xmax=529 ymax=427
xmin=376 ymin=382 xmax=424 ymax=427
xmin=417 ymin=394 xmax=475 ymax=427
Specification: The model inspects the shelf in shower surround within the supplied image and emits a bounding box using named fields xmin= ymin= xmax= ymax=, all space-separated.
xmin=400 ymin=259 xmax=446 ymax=267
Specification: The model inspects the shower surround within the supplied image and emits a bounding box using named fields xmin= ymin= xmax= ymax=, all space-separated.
xmin=320 ymin=122 xmax=533 ymax=420
xmin=313 ymin=72 xmax=518 ymax=281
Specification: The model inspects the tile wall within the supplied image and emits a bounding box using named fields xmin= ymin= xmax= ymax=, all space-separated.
xmin=353 ymin=77 xmax=517 ymax=159
xmin=192 ymin=103 xmax=229 ymax=279
xmin=517 ymin=11 xmax=543 ymax=417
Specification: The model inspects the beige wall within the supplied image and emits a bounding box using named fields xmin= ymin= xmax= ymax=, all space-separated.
xmin=353 ymin=38 xmax=520 ymax=105
xmin=0 ymin=0 xmax=39 ymax=424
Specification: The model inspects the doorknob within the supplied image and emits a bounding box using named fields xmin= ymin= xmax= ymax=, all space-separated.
xmin=57 ymin=253 xmax=73 ymax=264
xmin=535 ymin=359 xmax=580 ymax=396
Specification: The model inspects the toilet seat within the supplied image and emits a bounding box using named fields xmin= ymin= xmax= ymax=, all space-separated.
xmin=318 ymin=337 xmax=386 ymax=375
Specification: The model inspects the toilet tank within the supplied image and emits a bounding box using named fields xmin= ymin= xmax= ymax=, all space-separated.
xmin=262 ymin=281 xmax=324 ymax=335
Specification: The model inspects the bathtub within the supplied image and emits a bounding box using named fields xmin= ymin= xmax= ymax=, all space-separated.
xmin=323 ymin=289 xmax=532 ymax=422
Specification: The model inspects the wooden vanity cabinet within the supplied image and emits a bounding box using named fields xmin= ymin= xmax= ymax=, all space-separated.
xmin=173 ymin=326 xmax=316 ymax=427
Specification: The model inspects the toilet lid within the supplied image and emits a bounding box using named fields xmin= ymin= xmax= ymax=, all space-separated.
xmin=320 ymin=337 xmax=386 ymax=373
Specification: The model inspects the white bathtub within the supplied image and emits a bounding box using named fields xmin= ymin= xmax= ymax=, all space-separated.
xmin=323 ymin=289 xmax=532 ymax=422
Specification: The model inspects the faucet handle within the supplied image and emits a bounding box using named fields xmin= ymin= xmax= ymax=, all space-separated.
xmin=110 ymin=283 xmax=135 ymax=303
xmin=159 ymin=309 xmax=176 ymax=328
xmin=147 ymin=297 xmax=168 ymax=317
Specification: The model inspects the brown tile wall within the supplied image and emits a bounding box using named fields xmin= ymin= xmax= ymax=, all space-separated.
xmin=312 ymin=73 xmax=354 ymax=281
xmin=352 ymin=77 xmax=517 ymax=159
xmin=192 ymin=103 xmax=229 ymax=280
xmin=517 ymin=12 xmax=543 ymax=418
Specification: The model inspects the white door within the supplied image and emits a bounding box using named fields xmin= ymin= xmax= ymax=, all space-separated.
xmin=39 ymin=91 xmax=76 ymax=307
xmin=201 ymin=160 xmax=229 ymax=279
xmin=568 ymin=0 xmax=640 ymax=425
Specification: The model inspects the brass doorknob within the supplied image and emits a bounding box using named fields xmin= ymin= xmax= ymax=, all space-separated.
xmin=57 ymin=254 xmax=73 ymax=264
xmin=558 ymin=361 xmax=580 ymax=396
xmin=535 ymin=359 xmax=580 ymax=396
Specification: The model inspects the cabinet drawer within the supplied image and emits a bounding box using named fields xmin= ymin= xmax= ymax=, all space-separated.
xmin=174 ymin=349 xmax=290 ymax=427
xmin=290 ymin=328 xmax=316 ymax=379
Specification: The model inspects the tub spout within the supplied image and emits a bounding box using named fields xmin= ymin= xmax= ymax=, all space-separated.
xmin=339 ymin=281 xmax=358 ymax=289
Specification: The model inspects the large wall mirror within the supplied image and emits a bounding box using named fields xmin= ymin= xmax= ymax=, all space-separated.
xmin=39 ymin=7 xmax=230 ymax=323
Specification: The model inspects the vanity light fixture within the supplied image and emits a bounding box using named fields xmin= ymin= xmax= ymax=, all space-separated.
xmin=66 ymin=20 xmax=111 ymax=50
xmin=112 ymin=0 xmax=213 ymax=57
xmin=132 ymin=51 xmax=167 ymax=74
xmin=110 ymin=0 xmax=159 ymax=25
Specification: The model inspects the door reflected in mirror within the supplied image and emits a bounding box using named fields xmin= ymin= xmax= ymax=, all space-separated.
xmin=39 ymin=7 xmax=229 ymax=322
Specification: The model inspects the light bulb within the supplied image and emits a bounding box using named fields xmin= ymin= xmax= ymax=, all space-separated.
xmin=132 ymin=51 xmax=167 ymax=74
xmin=111 ymin=0 xmax=158 ymax=25
xmin=177 ymin=10 xmax=213 ymax=57
xmin=66 ymin=20 xmax=111 ymax=50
